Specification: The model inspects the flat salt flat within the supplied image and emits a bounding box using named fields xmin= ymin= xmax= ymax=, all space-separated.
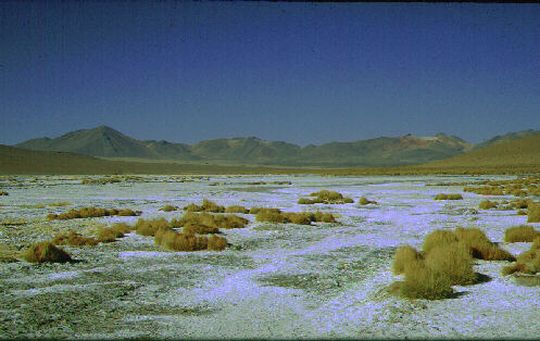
xmin=0 ymin=174 xmax=539 ymax=339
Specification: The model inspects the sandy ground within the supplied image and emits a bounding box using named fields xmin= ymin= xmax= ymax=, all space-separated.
xmin=0 ymin=174 xmax=539 ymax=339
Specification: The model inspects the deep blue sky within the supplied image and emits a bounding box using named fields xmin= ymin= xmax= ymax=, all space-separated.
xmin=1 ymin=2 xmax=539 ymax=145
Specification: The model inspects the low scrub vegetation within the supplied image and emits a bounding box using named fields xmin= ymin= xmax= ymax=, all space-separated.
xmin=47 ymin=207 xmax=140 ymax=220
xmin=97 ymin=223 xmax=132 ymax=242
xmin=135 ymin=218 xmax=172 ymax=236
xmin=0 ymin=191 xmax=9 ymax=196
xmin=255 ymin=208 xmax=337 ymax=225
xmin=154 ymin=229 xmax=227 ymax=251
xmin=528 ymin=202 xmax=540 ymax=223
xmin=502 ymin=238 xmax=540 ymax=276
xmin=358 ymin=196 xmax=377 ymax=205
xmin=392 ymin=227 xmax=513 ymax=300
xmin=479 ymin=200 xmax=498 ymax=210
xmin=434 ymin=193 xmax=463 ymax=200
xmin=298 ymin=190 xmax=353 ymax=204
xmin=172 ymin=212 xmax=249 ymax=230
xmin=183 ymin=199 xmax=225 ymax=213
xmin=504 ymin=225 xmax=540 ymax=243
xmin=81 ymin=177 xmax=122 ymax=185
xmin=52 ymin=230 xmax=99 ymax=246
xmin=224 ymin=205 xmax=250 ymax=214
xmin=159 ymin=204 xmax=179 ymax=212
xmin=23 ymin=241 xmax=72 ymax=263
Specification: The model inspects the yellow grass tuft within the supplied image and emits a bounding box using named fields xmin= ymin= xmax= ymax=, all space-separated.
xmin=224 ymin=205 xmax=250 ymax=214
xmin=528 ymin=202 xmax=540 ymax=223
xmin=422 ymin=230 xmax=459 ymax=254
xmin=23 ymin=241 xmax=72 ymax=263
xmin=479 ymin=200 xmax=498 ymax=210
xmin=504 ymin=225 xmax=540 ymax=243
xmin=434 ymin=193 xmax=463 ymax=200
xmin=47 ymin=207 xmax=140 ymax=220
xmin=183 ymin=199 xmax=225 ymax=213
xmin=52 ymin=230 xmax=99 ymax=246
xmin=135 ymin=218 xmax=172 ymax=236
xmin=298 ymin=190 xmax=353 ymax=204
xmin=455 ymin=227 xmax=515 ymax=261
xmin=392 ymin=245 xmax=423 ymax=275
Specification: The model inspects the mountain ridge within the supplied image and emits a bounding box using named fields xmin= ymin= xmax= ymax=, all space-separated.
xmin=19 ymin=125 xmax=537 ymax=167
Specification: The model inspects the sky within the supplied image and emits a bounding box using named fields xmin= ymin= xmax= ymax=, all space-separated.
xmin=1 ymin=2 xmax=539 ymax=146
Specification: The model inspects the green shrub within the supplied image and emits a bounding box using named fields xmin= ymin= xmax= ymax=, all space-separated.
xmin=455 ymin=227 xmax=515 ymax=261
xmin=434 ymin=193 xmax=463 ymax=200
xmin=135 ymin=218 xmax=172 ymax=236
xmin=422 ymin=230 xmax=459 ymax=254
xmin=358 ymin=196 xmax=377 ymax=205
xmin=47 ymin=207 xmax=140 ymax=220
xmin=224 ymin=205 xmax=250 ymax=214
xmin=392 ymin=245 xmax=423 ymax=275
xmin=183 ymin=199 xmax=225 ymax=213
xmin=159 ymin=205 xmax=178 ymax=212
xmin=504 ymin=225 xmax=540 ymax=243
xmin=528 ymin=202 xmax=540 ymax=223
xmin=312 ymin=211 xmax=337 ymax=223
xmin=23 ymin=242 xmax=72 ymax=263
xmin=479 ymin=200 xmax=498 ymax=210
xmin=52 ymin=230 xmax=99 ymax=246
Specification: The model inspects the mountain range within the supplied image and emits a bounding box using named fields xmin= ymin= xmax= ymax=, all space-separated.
xmin=15 ymin=125 xmax=477 ymax=167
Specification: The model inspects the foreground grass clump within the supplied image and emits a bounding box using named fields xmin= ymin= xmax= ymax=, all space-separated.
xmin=298 ymin=190 xmax=354 ymax=204
xmin=135 ymin=218 xmax=172 ymax=236
xmin=224 ymin=205 xmax=250 ymax=214
xmin=479 ymin=200 xmax=498 ymax=210
xmin=154 ymin=229 xmax=227 ymax=251
xmin=398 ymin=260 xmax=454 ymax=300
xmin=455 ymin=227 xmax=515 ymax=261
xmin=172 ymin=212 xmax=249 ymax=229
xmin=183 ymin=199 xmax=225 ymax=213
xmin=159 ymin=205 xmax=179 ymax=212
xmin=52 ymin=230 xmax=99 ymax=246
xmin=255 ymin=208 xmax=337 ymax=225
xmin=434 ymin=193 xmax=463 ymax=200
xmin=502 ymin=238 xmax=540 ymax=276
xmin=528 ymin=202 xmax=540 ymax=223
xmin=504 ymin=225 xmax=540 ymax=243
xmin=422 ymin=230 xmax=459 ymax=254
xmin=47 ymin=207 xmax=140 ymax=220
xmin=392 ymin=245 xmax=423 ymax=275
xmin=23 ymin=241 xmax=72 ymax=263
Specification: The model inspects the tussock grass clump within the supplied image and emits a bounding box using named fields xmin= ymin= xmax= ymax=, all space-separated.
xmin=183 ymin=223 xmax=220 ymax=235
xmin=0 ymin=191 xmax=8 ymax=196
xmin=511 ymin=199 xmax=529 ymax=209
xmin=392 ymin=245 xmax=423 ymax=275
xmin=425 ymin=242 xmax=476 ymax=285
xmin=224 ymin=205 xmax=250 ymax=214
xmin=504 ymin=225 xmax=540 ymax=243
xmin=52 ymin=230 xmax=99 ymax=246
xmin=96 ymin=223 xmax=131 ymax=242
xmin=154 ymin=229 xmax=227 ymax=252
xmin=135 ymin=218 xmax=172 ymax=236
xmin=47 ymin=207 xmax=140 ymax=220
xmin=159 ymin=205 xmax=179 ymax=212
xmin=464 ymin=186 xmax=504 ymax=196
xmin=23 ymin=241 xmax=72 ymax=263
xmin=358 ymin=196 xmax=377 ymax=205
xmin=422 ymin=230 xmax=459 ymax=254
xmin=502 ymin=240 xmax=540 ymax=276
xmin=183 ymin=199 xmax=225 ymax=213
xmin=255 ymin=208 xmax=337 ymax=225
xmin=434 ymin=193 xmax=463 ymax=200
xmin=455 ymin=227 xmax=515 ymax=261
xmin=399 ymin=259 xmax=454 ymax=300
xmin=528 ymin=202 xmax=540 ymax=223
xmin=298 ymin=190 xmax=354 ymax=205
xmin=479 ymin=200 xmax=498 ymax=210
xmin=173 ymin=212 xmax=249 ymax=229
